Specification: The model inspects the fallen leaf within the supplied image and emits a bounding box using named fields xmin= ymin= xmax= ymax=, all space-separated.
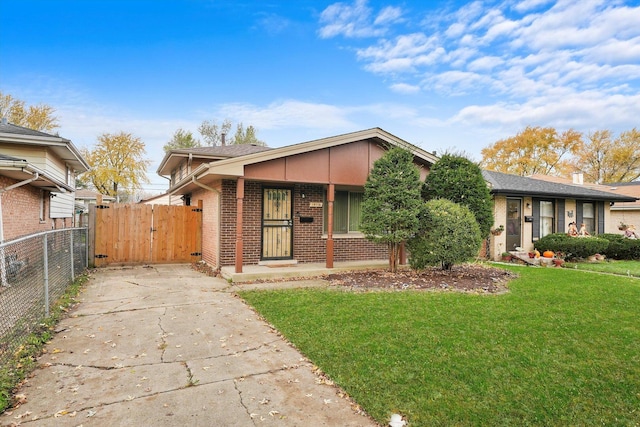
xmin=269 ymin=410 xmax=280 ymax=417
xmin=259 ymin=398 xmax=270 ymax=405
xmin=54 ymin=410 xmax=68 ymax=417
xmin=86 ymin=410 xmax=97 ymax=417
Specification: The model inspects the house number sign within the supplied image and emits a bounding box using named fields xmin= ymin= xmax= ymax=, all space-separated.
xmin=309 ymin=202 xmax=323 ymax=208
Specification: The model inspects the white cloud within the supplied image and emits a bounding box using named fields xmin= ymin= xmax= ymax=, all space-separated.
xmin=217 ymin=100 xmax=355 ymax=130
xmin=318 ymin=0 xmax=401 ymax=38
xmin=514 ymin=0 xmax=555 ymax=13
xmin=451 ymin=89 xmax=640 ymax=131
xmin=374 ymin=6 xmax=403 ymax=26
xmin=389 ymin=83 xmax=421 ymax=94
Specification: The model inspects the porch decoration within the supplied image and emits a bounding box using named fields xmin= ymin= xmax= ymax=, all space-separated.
xmin=618 ymin=221 xmax=628 ymax=230
xmin=543 ymin=250 xmax=555 ymax=258
xmin=490 ymin=225 xmax=505 ymax=236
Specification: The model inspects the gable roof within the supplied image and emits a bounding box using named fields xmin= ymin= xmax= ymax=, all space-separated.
xmin=482 ymin=170 xmax=636 ymax=202
xmin=167 ymin=128 xmax=439 ymax=195
xmin=75 ymin=189 xmax=116 ymax=202
xmin=157 ymin=144 xmax=272 ymax=176
xmin=0 ymin=121 xmax=89 ymax=172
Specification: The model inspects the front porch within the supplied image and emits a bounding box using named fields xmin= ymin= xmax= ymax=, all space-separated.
xmin=221 ymin=259 xmax=390 ymax=282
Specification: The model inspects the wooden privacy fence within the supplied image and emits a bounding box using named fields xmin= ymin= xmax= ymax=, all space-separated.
xmin=90 ymin=202 xmax=202 ymax=267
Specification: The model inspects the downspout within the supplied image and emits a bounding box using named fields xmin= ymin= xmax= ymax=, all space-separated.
xmin=191 ymin=176 xmax=222 ymax=269
xmin=0 ymin=173 xmax=40 ymax=287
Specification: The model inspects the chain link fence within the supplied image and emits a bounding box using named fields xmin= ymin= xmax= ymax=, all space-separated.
xmin=0 ymin=228 xmax=87 ymax=366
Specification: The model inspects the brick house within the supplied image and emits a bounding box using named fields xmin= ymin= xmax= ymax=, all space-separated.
xmin=157 ymin=128 xmax=438 ymax=272
xmin=483 ymin=170 xmax=637 ymax=260
xmin=0 ymin=120 xmax=89 ymax=242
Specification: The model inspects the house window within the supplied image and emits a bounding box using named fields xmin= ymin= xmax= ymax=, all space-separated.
xmin=540 ymin=201 xmax=554 ymax=237
xmin=323 ymin=191 xmax=363 ymax=234
xmin=582 ymin=202 xmax=595 ymax=235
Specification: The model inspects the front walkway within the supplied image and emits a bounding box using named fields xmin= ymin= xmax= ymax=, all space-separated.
xmin=221 ymin=260 xmax=389 ymax=282
xmin=1 ymin=265 xmax=378 ymax=426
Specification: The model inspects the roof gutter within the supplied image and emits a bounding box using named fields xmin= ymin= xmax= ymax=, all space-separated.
xmin=0 ymin=160 xmax=72 ymax=192
xmin=0 ymin=172 xmax=41 ymax=195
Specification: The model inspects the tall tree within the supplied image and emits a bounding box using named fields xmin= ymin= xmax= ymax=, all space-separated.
xmin=0 ymin=91 xmax=59 ymax=132
xmin=163 ymin=128 xmax=201 ymax=153
xmin=574 ymin=128 xmax=640 ymax=183
xmin=423 ymin=154 xmax=494 ymax=237
xmin=198 ymin=119 xmax=232 ymax=146
xmin=81 ymin=132 xmax=150 ymax=202
xmin=481 ymin=126 xmax=582 ymax=176
xmin=232 ymin=123 xmax=266 ymax=146
xmin=360 ymin=147 xmax=423 ymax=273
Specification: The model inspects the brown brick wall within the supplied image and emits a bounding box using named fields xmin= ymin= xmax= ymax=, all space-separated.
xmin=0 ymin=176 xmax=53 ymax=241
xmin=219 ymin=179 xmax=387 ymax=266
xmin=191 ymin=183 xmax=221 ymax=267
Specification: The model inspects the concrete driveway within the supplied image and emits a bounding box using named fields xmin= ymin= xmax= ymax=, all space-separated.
xmin=1 ymin=265 xmax=377 ymax=427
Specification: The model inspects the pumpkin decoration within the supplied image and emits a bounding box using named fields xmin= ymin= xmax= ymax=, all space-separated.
xmin=543 ymin=250 xmax=555 ymax=258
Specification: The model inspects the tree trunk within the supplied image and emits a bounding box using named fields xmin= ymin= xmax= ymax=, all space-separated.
xmin=389 ymin=243 xmax=398 ymax=273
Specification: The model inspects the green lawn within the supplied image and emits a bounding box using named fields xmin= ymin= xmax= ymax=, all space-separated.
xmin=239 ymin=265 xmax=640 ymax=427
xmin=564 ymin=259 xmax=640 ymax=277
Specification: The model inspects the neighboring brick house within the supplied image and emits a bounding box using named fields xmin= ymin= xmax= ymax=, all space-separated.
xmin=157 ymin=128 xmax=438 ymax=273
xmin=483 ymin=170 xmax=637 ymax=260
xmin=0 ymin=120 xmax=89 ymax=242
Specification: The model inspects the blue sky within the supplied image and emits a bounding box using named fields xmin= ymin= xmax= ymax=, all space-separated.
xmin=2 ymin=0 xmax=639 ymax=194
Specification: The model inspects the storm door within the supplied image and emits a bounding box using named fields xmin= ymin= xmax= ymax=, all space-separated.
xmin=262 ymin=188 xmax=293 ymax=260
xmin=506 ymin=198 xmax=522 ymax=251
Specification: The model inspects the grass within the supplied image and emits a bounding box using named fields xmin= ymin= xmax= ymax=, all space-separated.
xmin=564 ymin=259 xmax=640 ymax=277
xmin=239 ymin=265 xmax=640 ymax=426
xmin=0 ymin=274 xmax=88 ymax=413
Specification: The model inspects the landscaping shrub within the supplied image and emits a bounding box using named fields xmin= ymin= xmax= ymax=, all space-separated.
xmin=422 ymin=154 xmax=494 ymax=238
xmin=407 ymin=198 xmax=482 ymax=270
xmin=600 ymin=233 xmax=640 ymax=260
xmin=534 ymin=233 xmax=609 ymax=260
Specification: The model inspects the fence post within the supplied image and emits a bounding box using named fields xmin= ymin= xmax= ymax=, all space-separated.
xmin=70 ymin=230 xmax=75 ymax=281
xmin=43 ymin=234 xmax=49 ymax=317
xmin=85 ymin=228 xmax=89 ymax=270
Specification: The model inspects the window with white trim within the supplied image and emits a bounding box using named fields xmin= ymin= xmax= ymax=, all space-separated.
xmin=582 ymin=203 xmax=595 ymax=235
xmin=540 ymin=201 xmax=554 ymax=238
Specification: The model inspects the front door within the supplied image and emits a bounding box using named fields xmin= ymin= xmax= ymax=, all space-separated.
xmin=506 ymin=198 xmax=522 ymax=251
xmin=262 ymin=188 xmax=293 ymax=260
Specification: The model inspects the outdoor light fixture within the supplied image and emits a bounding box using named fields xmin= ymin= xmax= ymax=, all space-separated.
xmin=526 ymin=202 xmax=531 ymax=209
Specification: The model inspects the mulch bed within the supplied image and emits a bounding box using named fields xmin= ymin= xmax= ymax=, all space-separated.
xmin=325 ymin=264 xmax=516 ymax=294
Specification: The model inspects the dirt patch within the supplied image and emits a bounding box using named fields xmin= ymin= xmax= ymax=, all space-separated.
xmin=325 ymin=264 xmax=516 ymax=294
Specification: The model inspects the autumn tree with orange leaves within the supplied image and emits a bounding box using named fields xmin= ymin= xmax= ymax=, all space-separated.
xmin=81 ymin=132 xmax=150 ymax=202
xmin=0 ymin=91 xmax=59 ymax=132
xmin=574 ymin=128 xmax=640 ymax=183
xmin=481 ymin=126 xmax=582 ymax=177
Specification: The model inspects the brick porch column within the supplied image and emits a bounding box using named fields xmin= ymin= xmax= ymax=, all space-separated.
xmin=326 ymin=183 xmax=334 ymax=268
xmin=235 ymin=177 xmax=244 ymax=273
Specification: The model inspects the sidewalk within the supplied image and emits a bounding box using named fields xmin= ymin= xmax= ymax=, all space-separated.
xmin=1 ymin=264 xmax=377 ymax=427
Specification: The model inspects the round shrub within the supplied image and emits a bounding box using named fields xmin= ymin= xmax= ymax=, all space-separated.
xmin=407 ymin=198 xmax=482 ymax=271
xmin=534 ymin=233 xmax=609 ymax=260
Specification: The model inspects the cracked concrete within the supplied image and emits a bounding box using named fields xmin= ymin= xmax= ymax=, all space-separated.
xmin=1 ymin=264 xmax=377 ymax=427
